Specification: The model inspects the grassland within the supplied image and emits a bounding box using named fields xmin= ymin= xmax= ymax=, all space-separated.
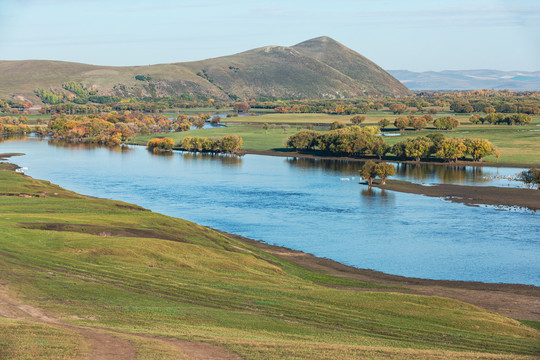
xmin=130 ymin=112 xmax=540 ymax=166
xmin=0 ymin=163 xmax=539 ymax=359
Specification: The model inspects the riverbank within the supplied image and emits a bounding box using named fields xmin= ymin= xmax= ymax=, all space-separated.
xmin=1 ymin=152 xmax=539 ymax=324
xmin=371 ymin=179 xmax=540 ymax=211
xmin=1 ymin=158 xmax=539 ymax=358
xmin=246 ymin=149 xmax=540 ymax=169
xmin=229 ymin=233 xmax=540 ymax=322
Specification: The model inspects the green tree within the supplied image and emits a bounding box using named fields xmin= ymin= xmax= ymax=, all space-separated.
xmin=359 ymin=160 xmax=377 ymax=186
xmin=378 ymin=118 xmax=390 ymax=129
xmin=463 ymin=138 xmax=495 ymax=161
xmin=375 ymin=163 xmax=395 ymax=185
xmin=436 ymin=138 xmax=466 ymax=162
xmin=350 ymin=115 xmax=365 ymax=125
xmin=329 ymin=121 xmax=346 ymax=130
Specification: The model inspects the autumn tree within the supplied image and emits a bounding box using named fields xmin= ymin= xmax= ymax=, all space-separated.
xmin=463 ymin=138 xmax=496 ymax=161
xmin=394 ymin=117 xmax=409 ymax=131
xmin=390 ymin=103 xmax=407 ymax=114
xmin=436 ymin=138 xmax=466 ymax=162
xmin=411 ymin=117 xmax=427 ymax=131
xmin=329 ymin=121 xmax=346 ymax=130
xmin=375 ymin=163 xmax=395 ymax=185
xmin=286 ymin=130 xmax=319 ymax=150
xmin=434 ymin=116 xmax=459 ymax=130
xmin=233 ymin=102 xmax=251 ymax=113
xmin=405 ymin=137 xmax=433 ymax=162
xmin=359 ymin=160 xmax=377 ymax=186
xmin=350 ymin=115 xmax=365 ymax=125
xmin=378 ymin=118 xmax=390 ymax=129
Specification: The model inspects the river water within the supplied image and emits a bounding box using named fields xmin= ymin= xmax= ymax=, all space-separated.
xmin=1 ymin=138 xmax=538 ymax=285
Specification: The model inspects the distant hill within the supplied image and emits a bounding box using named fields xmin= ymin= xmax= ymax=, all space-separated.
xmin=388 ymin=69 xmax=540 ymax=91
xmin=0 ymin=37 xmax=410 ymax=104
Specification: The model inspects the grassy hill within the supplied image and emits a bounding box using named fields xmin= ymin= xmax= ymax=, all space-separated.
xmin=0 ymin=37 xmax=410 ymax=103
xmin=0 ymin=161 xmax=538 ymax=359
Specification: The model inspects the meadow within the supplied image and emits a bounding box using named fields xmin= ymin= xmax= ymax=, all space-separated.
xmin=0 ymin=164 xmax=539 ymax=359
xmin=131 ymin=111 xmax=540 ymax=166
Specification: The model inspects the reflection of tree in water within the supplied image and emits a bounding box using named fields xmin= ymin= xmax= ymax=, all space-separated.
xmin=361 ymin=187 xmax=394 ymax=206
xmin=288 ymin=157 xmax=489 ymax=184
xmin=180 ymin=151 xmax=243 ymax=167
xmin=286 ymin=158 xmax=364 ymax=174
xmin=395 ymin=163 xmax=487 ymax=184
xmin=47 ymin=140 xmax=133 ymax=154
xmin=0 ymin=135 xmax=28 ymax=143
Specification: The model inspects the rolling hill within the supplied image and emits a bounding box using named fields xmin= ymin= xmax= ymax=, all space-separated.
xmin=0 ymin=37 xmax=410 ymax=104
xmin=389 ymin=69 xmax=540 ymax=91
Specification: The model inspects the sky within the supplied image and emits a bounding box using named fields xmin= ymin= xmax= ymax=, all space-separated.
xmin=0 ymin=0 xmax=539 ymax=71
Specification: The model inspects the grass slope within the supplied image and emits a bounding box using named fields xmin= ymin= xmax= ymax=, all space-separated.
xmin=0 ymin=165 xmax=539 ymax=359
xmin=0 ymin=37 xmax=410 ymax=103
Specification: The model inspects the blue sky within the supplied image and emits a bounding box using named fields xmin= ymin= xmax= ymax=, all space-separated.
xmin=0 ymin=0 xmax=538 ymax=71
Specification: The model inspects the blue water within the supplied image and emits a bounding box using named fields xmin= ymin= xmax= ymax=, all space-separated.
xmin=1 ymin=138 xmax=538 ymax=285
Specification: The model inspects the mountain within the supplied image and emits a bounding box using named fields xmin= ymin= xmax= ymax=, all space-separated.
xmin=388 ymin=69 xmax=540 ymax=91
xmin=0 ymin=37 xmax=410 ymax=104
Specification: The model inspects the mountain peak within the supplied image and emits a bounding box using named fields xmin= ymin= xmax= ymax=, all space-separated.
xmin=294 ymin=36 xmax=341 ymax=48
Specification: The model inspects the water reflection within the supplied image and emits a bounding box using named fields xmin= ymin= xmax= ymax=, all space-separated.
xmin=286 ymin=157 xmax=494 ymax=186
xmin=46 ymin=139 xmax=133 ymax=153
xmin=179 ymin=151 xmax=243 ymax=166
xmin=361 ymin=187 xmax=395 ymax=207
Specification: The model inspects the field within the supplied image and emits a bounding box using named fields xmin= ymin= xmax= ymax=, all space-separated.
xmin=131 ymin=112 xmax=540 ymax=166
xmin=0 ymin=164 xmax=539 ymax=359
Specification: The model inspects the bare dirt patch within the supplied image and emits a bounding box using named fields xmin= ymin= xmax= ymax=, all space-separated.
xmin=18 ymin=222 xmax=184 ymax=242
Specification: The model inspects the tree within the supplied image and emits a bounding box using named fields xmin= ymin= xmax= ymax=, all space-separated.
xmin=463 ymin=138 xmax=495 ymax=161
xmin=370 ymin=140 xmax=390 ymax=160
xmin=286 ymin=130 xmax=319 ymax=150
xmin=394 ymin=117 xmax=409 ymax=131
xmin=350 ymin=115 xmax=365 ymax=125
xmin=378 ymin=118 xmax=390 ymax=129
xmin=233 ymin=102 xmax=250 ymax=113
xmin=375 ymin=163 xmax=395 ymax=185
xmin=436 ymin=138 xmax=466 ymax=162
xmin=405 ymin=137 xmax=433 ymax=162
xmin=517 ymin=168 xmax=540 ymax=189
xmin=434 ymin=116 xmax=459 ymax=130
xmin=359 ymin=160 xmax=377 ymax=186
xmin=411 ymin=117 xmax=427 ymax=131
xmin=329 ymin=121 xmax=346 ymax=130
xmin=390 ymin=103 xmax=406 ymax=114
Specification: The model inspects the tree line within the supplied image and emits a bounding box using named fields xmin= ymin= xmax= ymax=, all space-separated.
xmin=286 ymin=127 xmax=498 ymax=163
xmin=146 ymin=135 xmax=244 ymax=155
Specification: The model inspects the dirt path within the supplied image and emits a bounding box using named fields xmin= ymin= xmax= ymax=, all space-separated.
xmin=0 ymin=285 xmax=136 ymax=360
xmin=232 ymin=235 xmax=540 ymax=322
xmin=0 ymin=285 xmax=243 ymax=359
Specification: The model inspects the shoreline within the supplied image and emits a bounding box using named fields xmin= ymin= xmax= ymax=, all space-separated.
xmin=374 ymin=179 xmax=540 ymax=211
xmin=245 ymin=149 xmax=540 ymax=169
xmin=2 ymin=152 xmax=539 ymax=321
xmin=224 ymin=231 xmax=540 ymax=322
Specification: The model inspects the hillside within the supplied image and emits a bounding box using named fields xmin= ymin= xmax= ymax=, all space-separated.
xmin=0 ymin=37 xmax=410 ymax=103
xmin=389 ymin=69 xmax=540 ymax=91
xmin=0 ymin=159 xmax=539 ymax=359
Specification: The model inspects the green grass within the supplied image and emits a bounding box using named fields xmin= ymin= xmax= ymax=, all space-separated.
xmin=130 ymin=112 xmax=540 ymax=165
xmin=0 ymin=168 xmax=539 ymax=359
xmin=131 ymin=124 xmax=295 ymax=152
xmin=0 ymin=318 xmax=83 ymax=359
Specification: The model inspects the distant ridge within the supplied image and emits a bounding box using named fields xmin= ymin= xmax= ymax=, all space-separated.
xmin=0 ymin=37 xmax=410 ymax=103
xmin=388 ymin=69 xmax=540 ymax=91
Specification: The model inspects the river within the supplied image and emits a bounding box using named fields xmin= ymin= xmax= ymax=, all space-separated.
xmin=1 ymin=137 xmax=538 ymax=285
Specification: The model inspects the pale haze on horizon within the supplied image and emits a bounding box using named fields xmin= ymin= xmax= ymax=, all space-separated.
xmin=0 ymin=0 xmax=539 ymax=72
